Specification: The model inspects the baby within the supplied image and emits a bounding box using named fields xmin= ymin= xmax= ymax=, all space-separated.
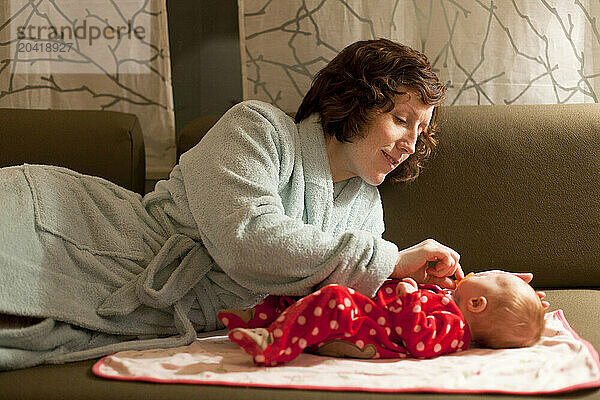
xmin=218 ymin=270 xmax=549 ymax=366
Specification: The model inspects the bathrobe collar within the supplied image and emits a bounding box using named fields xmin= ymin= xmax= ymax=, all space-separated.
xmin=296 ymin=113 xmax=363 ymax=233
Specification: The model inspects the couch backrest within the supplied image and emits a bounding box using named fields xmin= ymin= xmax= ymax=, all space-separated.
xmin=0 ymin=108 xmax=146 ymax=194
xmin=380 ymin=104 xmax=600 ymax=288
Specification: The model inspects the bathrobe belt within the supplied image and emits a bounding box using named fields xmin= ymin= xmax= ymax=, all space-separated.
xmin=76 ymin=233 xmax=219 ymax=361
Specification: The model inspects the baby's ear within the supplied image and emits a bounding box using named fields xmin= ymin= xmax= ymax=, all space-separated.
xmin=467 ymin=296 xmax=488 ymax=313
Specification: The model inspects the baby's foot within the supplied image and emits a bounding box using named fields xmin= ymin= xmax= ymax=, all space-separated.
xmin=219 ymin=296 xmax=296 ymax=330
xmin=229 ymin=328 xmax=276 ymax=366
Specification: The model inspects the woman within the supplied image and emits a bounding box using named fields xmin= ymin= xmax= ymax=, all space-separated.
xmin=0 ymin=39 xmax=463 ymax=369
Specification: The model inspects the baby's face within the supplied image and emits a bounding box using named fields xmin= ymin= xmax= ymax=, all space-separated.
xmin=453 ymin=270 xmax=537 ymax=307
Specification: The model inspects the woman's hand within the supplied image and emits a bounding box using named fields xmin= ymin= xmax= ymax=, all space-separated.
xmin=390 ymin=239 xmax=464 ymax=289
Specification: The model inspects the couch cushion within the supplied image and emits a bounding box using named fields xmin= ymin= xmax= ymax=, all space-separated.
xmin=381 ymin=104 xmax=600 ymax=288
xmin=0 ymin=108 xmax=145 ymax=194
xmin=544 ymin=289 xmax=600 ymax=350
xmin=178 ymin=106 xmax=600 ymax=289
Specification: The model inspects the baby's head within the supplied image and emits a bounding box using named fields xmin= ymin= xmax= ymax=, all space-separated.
xmin=453 ymin=270 xmax=547 ymax=349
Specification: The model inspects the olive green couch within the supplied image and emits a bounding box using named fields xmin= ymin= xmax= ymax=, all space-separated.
xmin=0 ymin=104 xmax=598 ymax=399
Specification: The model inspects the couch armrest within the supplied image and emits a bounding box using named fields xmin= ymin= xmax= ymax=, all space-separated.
xmin=0 ymin=108 xmax=145 ymax=194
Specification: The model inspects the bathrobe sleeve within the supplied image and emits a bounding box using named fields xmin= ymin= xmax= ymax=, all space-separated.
xmin=360 ymin=192 xmax=386 ymax=237
xmin=178 ymin=101 xmax=399 ymax=297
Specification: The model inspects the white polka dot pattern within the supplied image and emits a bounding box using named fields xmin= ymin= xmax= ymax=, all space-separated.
xmin=225 ymin=281 xmax=470 ymax=365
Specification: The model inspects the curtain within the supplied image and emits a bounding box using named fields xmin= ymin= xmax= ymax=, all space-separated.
xmin=1 ymin=0 xmax=175 ymax=179
xmin=239 ymin=0 xmax=600 ymax=114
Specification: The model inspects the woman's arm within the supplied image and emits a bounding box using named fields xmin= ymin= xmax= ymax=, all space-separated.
xmin=178 ymin=101 xmax=398 ymax=297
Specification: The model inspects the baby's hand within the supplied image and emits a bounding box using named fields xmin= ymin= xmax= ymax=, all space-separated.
xmin=396 ymin=278 xmax=418 ymax=296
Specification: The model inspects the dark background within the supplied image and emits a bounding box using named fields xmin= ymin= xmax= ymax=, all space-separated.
xmin=167 ymin=0 xmax=243 ymax=138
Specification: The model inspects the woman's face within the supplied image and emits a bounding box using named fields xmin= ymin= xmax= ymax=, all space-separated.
xmin=326 ymin=90 xmax=434 ymax=185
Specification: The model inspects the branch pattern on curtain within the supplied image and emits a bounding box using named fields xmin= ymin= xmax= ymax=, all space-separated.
xmin=239 ymin=0 xmax=600 ymax=113
xmin=0 ymin=0 xmax=175 ymax=179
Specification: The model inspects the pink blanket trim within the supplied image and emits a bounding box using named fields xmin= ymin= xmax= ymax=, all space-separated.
xmin=93 ymin=310 xmax=600 ymax=394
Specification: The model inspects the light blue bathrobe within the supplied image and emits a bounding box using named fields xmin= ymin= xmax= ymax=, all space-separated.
xmin=0 ymin=100 xmax=399 ymax=369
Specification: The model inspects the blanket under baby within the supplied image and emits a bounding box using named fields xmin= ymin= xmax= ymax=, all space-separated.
xmin=94 ymin=310 xmax=600 ymax=394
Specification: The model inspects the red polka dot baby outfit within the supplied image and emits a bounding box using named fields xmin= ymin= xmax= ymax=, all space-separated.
xmin=218 ymin=280 xmax=470 ymax=366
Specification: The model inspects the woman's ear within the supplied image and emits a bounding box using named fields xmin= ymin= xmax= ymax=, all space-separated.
xmin=466 ymin=296 xmax=488 ymax=313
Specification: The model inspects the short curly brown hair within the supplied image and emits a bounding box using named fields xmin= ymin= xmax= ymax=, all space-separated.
xmin=295 ymin=39 xmax=446 ymax=182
